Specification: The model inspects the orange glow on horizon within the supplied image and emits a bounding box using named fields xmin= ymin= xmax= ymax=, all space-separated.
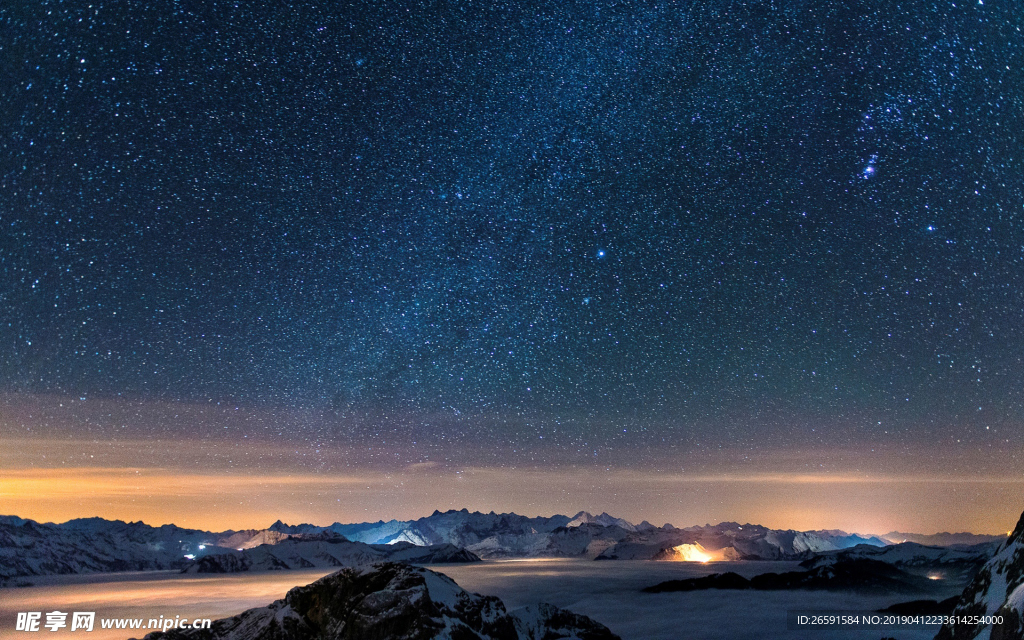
xmin=1 ymin=433 xmax=1021 ymax=534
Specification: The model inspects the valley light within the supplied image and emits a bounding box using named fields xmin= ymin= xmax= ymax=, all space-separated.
xmin=670 ymin=544 xmax=712 ymax=563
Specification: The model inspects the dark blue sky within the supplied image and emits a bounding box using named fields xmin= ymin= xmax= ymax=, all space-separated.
xmin=2 ymin=0 xmax=1023 ymax=469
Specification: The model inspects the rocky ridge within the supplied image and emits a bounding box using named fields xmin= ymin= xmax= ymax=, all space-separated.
xmin=643 ymin=558 xmax=938 ymax=594
xmin=300 ymin=510 xmax=892 ymax=561
xmin=935 ymin=510 xmax=1024 ymax=640
xmin=802 ymin=541 xmax=998 ymax=582
xmin=137 ymin=562 xmax=621 ymax=640
xmin=185 ymin=533 xmax=480 ymax=573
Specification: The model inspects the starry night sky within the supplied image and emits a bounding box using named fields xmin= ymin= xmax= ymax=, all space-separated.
xmin=2 ymin=1 xmax=1023 ymax=529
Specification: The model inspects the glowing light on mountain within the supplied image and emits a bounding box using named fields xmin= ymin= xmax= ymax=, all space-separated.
xmin=668 ymin=543 xmax=712 ymax=562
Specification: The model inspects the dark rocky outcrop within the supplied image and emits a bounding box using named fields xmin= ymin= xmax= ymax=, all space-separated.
xmin=643 ymin=571 xmax=752 ymax=593
xmin=644 ymin=558 xmax=937 ymax=594
xmin=137 ymin=562 xmax=620 ymax=640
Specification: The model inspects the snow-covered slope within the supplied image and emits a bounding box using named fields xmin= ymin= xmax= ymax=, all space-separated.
xmin=183 ymin=533 xmax=480 ymax=572
xmin=0 ymin=516 xmax=478 ymax=580
xmin=0 ymin=517 xmax=234 ymax=580
xmin=566 ymin=511 xmax=638 ymax=532
xmin=935 ymin=510 xmax=1024 ymax=640
xmin=881 ymin=532 xmax=1006 ymax=547
xmin=806 ymin=542 xmax=997 ymax=567
xmin=802 ymin=541 xmax=997 ymax=583
xmin=138 ymin=562 xmax=621 ymax=640
xmin=217 ymin=529 xmax=299 ymax=550
xmin=291 ymin=510 xmax=891 ymax=561
xmin=594 ymin=521 xmax=891 ymax=561
xmin=329 ymin=509 xmax=575 ymax=550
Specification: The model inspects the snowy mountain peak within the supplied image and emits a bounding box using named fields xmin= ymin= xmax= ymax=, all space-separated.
xmin=564 ymin=511 xmax=636 ymax=531
xmin=267 ymin=519 xmax=290 ymax=532
xmin=935 ymin=508 xmax=1024 ymax=640
xmin=594 ymin=513 xmax=636 ymax=531
xmin=1009 ymin=512 xmax=1024 ymax=546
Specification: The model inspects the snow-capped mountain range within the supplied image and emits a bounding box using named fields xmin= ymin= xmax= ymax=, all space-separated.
xmin=590 ymin=520 xmax=891 ymax=561
xmin=274 ymin=510 xmax=893 ymax=561
xmin=801 ymin=541 xmax=1000 ymax=582
xmin=0 ymin=515 xmax=233 ymax=580
xmin=0 ymin=509 xmax=999 ymax=581
xmin=185 ymin=533 xmax=480 ymax=573
xmin=0 ymin=516 xmax=479 ymax=581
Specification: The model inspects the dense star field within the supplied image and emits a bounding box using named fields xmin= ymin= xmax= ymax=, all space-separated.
xmin=1 ymin=1 xmax=1022 ymax=531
